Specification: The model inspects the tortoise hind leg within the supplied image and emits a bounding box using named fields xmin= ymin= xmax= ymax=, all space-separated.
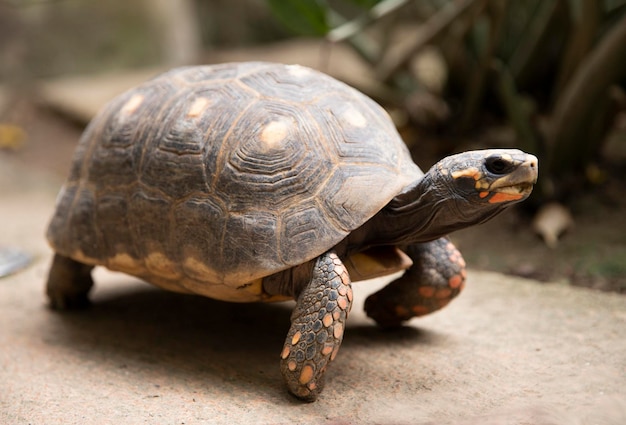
xmin=280 ymin=251 xmax=353 ymax=402
xmin=46 ymin=253 xmax=94 ymax=310
xmin=364 ymin=237 xmax=466 ymax=328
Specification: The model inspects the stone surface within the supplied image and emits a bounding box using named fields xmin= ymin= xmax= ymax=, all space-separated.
xmin=0 ymin=158 xmax=625 ymax=424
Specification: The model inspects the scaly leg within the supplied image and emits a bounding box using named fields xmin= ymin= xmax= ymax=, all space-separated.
xmin=46 ymin=253 xmax=94 ymax=310
xmin=280 ymin=251 xmax=353 ymax=401
xmin=364 ymin=237 xmax=466 ymax=328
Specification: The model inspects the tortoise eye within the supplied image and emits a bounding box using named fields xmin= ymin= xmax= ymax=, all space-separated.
xmin=485 ymin=156 xmax=511 ymax=174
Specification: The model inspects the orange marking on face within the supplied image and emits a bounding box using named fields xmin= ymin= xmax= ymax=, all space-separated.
xmin=418 ymin=286 xmax=436 ymax=298
xmin=288 ymin=360 xmax=297 ymax=371
xmin=412 ymin=305 xmax=431 ymax=316
xmin=299 ymin=365 xmax=314 ymax=384
xmin=436 ymin=288 xmax=452 ymax=299
xmin=489 ymin=192 xmax=524 ymax=203
xmin=479 ymin=191 xmax=489 ymax=198
xmin=281 ymin=345 xmax=290 ymax=359
xmin=291 ymin=331 xmax=302 ymax=345
xmin=451 ymin=167 xmax=481 ymax=180
xmin=448 ymin=274 xmax=464 ymax=289
xmin=323 ymin=314 xmax=333 ymax=327
xmin=321 ymin=345 xmax=333 ymax=356
xmin=333 ymin=323 xmax=344 ymax=339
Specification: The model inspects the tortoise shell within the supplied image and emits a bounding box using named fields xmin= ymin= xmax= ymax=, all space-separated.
xmin=47 ymin=62 xmax=422 ymax=302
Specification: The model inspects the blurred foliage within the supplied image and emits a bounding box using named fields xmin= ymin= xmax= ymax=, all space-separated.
xmin=268 ymin=0 xmax=626 ymax=203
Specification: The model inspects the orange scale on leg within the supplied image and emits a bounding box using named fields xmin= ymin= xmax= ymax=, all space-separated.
xmin=448 ymin=274 xmax=463 ymax=289
xmin=418 ymin=286 xmax=436 ymax=298
xmin=436 ymin=288 xmax=452 ymax=299
xmin=412 ymin=305 xmax=431 ymax=316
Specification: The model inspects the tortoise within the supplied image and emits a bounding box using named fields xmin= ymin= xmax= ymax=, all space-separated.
xmin=45 ymin=62 xmax=538 ymax=401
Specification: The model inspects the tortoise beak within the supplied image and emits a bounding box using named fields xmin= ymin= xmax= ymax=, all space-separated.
xmin=482 ymin=154 xmax=538 ymax=203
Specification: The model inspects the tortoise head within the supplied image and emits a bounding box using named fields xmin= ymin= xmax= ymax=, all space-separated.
xmin=439 ymin=149 xmax=538 ymax=207
xmin=384 ymin=149 xmax=538 ymax=243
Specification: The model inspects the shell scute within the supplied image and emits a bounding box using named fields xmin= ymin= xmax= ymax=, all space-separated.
xmin=47 ymin=62 xmax=421 ymax=301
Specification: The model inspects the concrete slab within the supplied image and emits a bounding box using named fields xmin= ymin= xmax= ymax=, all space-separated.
xmin=1 ymin=158 xmax=625 ymax=424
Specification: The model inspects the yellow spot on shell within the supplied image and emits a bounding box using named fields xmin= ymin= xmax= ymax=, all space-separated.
xmin=108 ymin=252 xmax=142 ymax=274
xmin=145 ymin=252 xmax=181 ymax=280
xmin=121 ymin=94 xmax=144 ymax=115
xmin=343 ymin=107 xmax=367 ymax=128
xmin=260 ymin=120 xmax=289 ymax=148
xmin=187 ymin=97 xmax=210 ymax=118
xmin=286 ymin=64 xmax=310 ymax=77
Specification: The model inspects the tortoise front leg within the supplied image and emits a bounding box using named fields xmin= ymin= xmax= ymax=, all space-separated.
xmin=46 ymin=253 xmax=94 ymax=310
xmin=280 ymin=251 xmax=353 ymax=401
xmin=364 ymin=237 xmax=466 ymax=328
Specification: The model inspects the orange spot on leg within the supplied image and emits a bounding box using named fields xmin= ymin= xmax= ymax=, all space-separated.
xmin=436 ymin=288 xmax=452 ymax=299
xmin=418 ymin=286 xmax=436 ymax=298
xmin=449 ymin=274 xmax=464 ymax=288
xmin=337 ymin=297 xmax=348 ymax=310
xmin=291 ymin=331 xmax=302 ymax=345
xmin=395 ymin=305 xmax=409 ymax=317
xmin=299 ymin=365 xmax=314 ymax=384
xmin=412 ymin=305 xmax=431 ymax=316
xmin=281 ymin=345 xmax=290 ymax=359
xmin=333 ymin=323 xmax=344 ymax=339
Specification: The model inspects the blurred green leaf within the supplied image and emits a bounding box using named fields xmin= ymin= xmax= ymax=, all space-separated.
xmin=267 ymin=0 xmax=330 ymax=36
